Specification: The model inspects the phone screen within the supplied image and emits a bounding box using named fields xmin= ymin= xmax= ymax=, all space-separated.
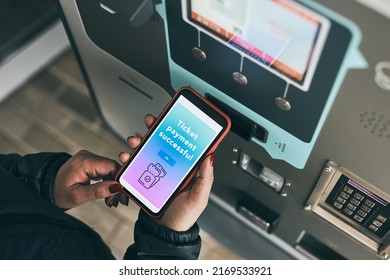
xmin=118 ymin=88 xmax=229 ymax=215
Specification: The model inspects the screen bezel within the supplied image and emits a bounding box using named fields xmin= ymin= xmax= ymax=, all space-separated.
xmin=182 ymin=0 xmax=331 ymax=91
xmin=116 ymin=87 xmax=230 ymax=217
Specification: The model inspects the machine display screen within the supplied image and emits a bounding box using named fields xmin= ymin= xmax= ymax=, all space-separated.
xmin=184 ymin=0 xmax=330 ymax=91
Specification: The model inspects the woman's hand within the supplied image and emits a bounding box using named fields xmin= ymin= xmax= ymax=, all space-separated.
xmin=53 ymin=150 xmax=123 ymax=209
xmin=117 ymin=114 xmax=215 ymax=232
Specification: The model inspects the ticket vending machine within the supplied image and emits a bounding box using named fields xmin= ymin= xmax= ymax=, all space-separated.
xmin=56 ymin=0 xmax=390 ymax=259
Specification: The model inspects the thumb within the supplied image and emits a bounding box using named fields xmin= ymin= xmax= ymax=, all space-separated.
xmin=79 ymin=181 xmax=123 ymax=203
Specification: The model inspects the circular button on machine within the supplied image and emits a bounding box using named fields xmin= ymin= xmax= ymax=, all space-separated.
xmin=232 ymin=71 xmax=248 ymax=85
xmin=275 ymin=97 xmax=291 ymax=111
xmin=192 ymin=47 xmax=207 ymax=61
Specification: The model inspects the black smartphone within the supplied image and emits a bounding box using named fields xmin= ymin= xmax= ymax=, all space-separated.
xmin=116 ymin=87 xmax=231 ymax=217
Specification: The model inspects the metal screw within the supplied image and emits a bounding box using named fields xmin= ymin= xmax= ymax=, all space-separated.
xmin=325 ymin=166 xmax=333 ymax=173
xmin=231 ymin=160 xmax=237 ymax=165
xmin=281 ymin=192 xmax=287 ymax=197
xmin=232 ymin=148 xmax=238 ymax=153
xmin=304 ymin=205 xmax=312 ymax=211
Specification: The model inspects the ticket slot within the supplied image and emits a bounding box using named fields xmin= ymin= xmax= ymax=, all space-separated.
xmin=236 ymin=192 xmax=280 ymax=233
xmin=237 ymin=151 xmax=285 ymax=193
xmin=295 ymin=231 xmax=346 ymax=260
xmin=206 ymin=94 xmax=268 ymax=142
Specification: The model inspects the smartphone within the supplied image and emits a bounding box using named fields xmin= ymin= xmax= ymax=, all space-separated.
xmin=116 ymin=87 xmax=231 ymax=217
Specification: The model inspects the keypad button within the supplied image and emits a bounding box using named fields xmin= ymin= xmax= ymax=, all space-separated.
xmin=336 ymin=196 xmax=346 ymax=204
xmin=354 ymin=215 xmax=363 ymax=222
xmin=340 ymin=191 xmax=350 ymax=200
xmin=346 ymin=203 xmax=356 ymax=211
xmin=343 ymin=186 xmax=353 ymax=194
xmin=376 ymin=215 xmax=388 ymax=223
xmin=373 ymin=220 xmax=383 ymax=228
xmin=343 ymin=208 xmax=353 ymax=216
xmin=350 ymin=198 xmax=360 ymax=206
xmin=333 ymin=201 xmax=343 ymax=209
xmin=354 ymin=193 xmax=364 ymax=201
xmin=369 ymin=224 xmax=379 ymax=232
xmin=361 ymin=205 xmax=371 ymax=213
xmin=356 ymin=210 xmax=367 ymax=218
xmin=365 ymin=200 xmax=375 ymax=208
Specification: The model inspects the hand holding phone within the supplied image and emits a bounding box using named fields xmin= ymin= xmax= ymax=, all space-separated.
xmin=154 ymin=152 xmax=216 ymax=231
xmin=116 ymin=87 xmax=231 ymax=218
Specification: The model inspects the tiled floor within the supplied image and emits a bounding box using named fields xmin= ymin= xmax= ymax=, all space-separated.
xmin=0 ymin=48 xmax=240 ymax=260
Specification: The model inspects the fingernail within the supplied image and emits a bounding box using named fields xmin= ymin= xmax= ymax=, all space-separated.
xmin=109 ymin=183 xmax=122 ymax=194
xmin=210 ymin=154 xmax=215 ymax=167
xmin=113 ymin=199 xmax=119 ymax=208
xmin=106 ymin=196 xmax=115 ymax=208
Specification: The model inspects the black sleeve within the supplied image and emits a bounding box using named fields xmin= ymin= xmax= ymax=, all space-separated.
xmin=0 ymin=152 xmax=71 ymax=209
xmin=124 ymin=211 xmax=202 ymax=260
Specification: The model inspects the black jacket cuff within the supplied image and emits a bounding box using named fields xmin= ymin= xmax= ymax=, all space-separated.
xmin=41 ymin=154 xmax=72 ymax=210
xmin=4 ymin=152 xmax=71 ymax=210
xmin=124 ymin=210 xmax=201 ymax=260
